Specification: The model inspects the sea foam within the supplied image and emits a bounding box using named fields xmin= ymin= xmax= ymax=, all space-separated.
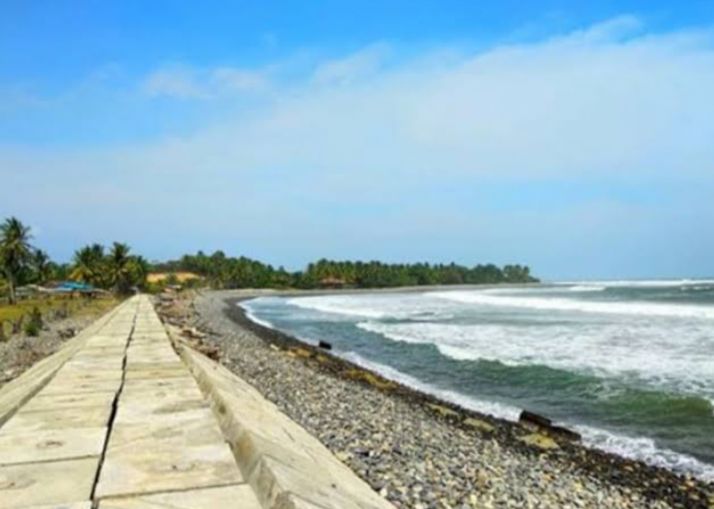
xmin=430 ymin=290 xmax=714 ymax=319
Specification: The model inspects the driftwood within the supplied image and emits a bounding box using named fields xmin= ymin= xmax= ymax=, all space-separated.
xmin=519 ymin=410 xmax=581 ymax=442
xmin=520 ymin=410 xmax=552 ymax=429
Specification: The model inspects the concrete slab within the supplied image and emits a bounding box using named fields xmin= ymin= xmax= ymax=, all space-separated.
xmin=21 ymin=391 xmax=116 ymax=413
xmin=51 ymin=369 xmax=124 ymax=383
xmin=2 ymin=406 xmax=112 ymax=433
xmin=23 ymin=503 xmax=91 ymax=509
xmin=0 ymin=457 xmax=99 ymax=509
xmin=95 ymin=441 xmax=242 ymax=498
xmin=109 ymin=408 xmax=226 ymax=446
xmin=0 ymin=427 xmax=107 ymax=465
xmin=37 ymin=379 xmax=122 ymax=396
xmin=122 ymin=377 xmax=200 ymax=393
xmin=112 ymin=396 xmax=208 ymax=423
xmin=98 ymin=484 xmax=260 ymax=509
xmin=123 ymin=367 xmax=193 ymax=381
xmin=124 ymin=361 xmax=185 ymax=372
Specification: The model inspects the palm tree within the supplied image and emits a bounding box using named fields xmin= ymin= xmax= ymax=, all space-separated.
xmin=71 ymin=244 xmax=106 ymax=286
xmin=108 ymin=242 xmax=132 ymax=294
xmin=33 ymin=249 xmax=52 ymax=284
xmin=0 ymin=217 xmax=33 ymax=304
xmin=127 ymin=255 xmax=149 ymax=290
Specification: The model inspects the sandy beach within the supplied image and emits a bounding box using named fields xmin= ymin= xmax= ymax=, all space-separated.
xmin=177 ymin=289 xmax=714 ymax=509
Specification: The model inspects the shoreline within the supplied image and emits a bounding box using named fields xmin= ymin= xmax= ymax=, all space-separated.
xmin=189 ymin=289 xmax=713 ymax=508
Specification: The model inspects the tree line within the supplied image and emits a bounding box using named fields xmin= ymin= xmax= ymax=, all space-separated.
xmin=154 ymin=251 xmax=538 ymax=289
xmin=0 ymin=217 xmax=148 ymax=303
xmin=2 ymin=215 xmax=538 ymax=303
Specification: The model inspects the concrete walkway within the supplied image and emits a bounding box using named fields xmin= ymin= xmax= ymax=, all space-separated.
xmin=0 ymin=296 xmax=393 ymax=509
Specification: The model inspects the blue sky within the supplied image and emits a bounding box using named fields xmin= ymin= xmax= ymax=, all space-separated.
xmin=1 ymin=1 xmax=714 ymax=279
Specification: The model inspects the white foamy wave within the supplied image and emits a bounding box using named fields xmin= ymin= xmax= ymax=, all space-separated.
xmin=430 ymin=290 xmax=714 ymax=319
xmin=357 ymin=321 xmax=714 ymax=398
xmin=568 ymin=285 xmax=606 ymax=292
xmin=239 ymin=302 xmax=276 ymax=329
xmin=576 ymin=425 xmax=714 ymax=482
xmin=287 ymin=293 xmax=456 ymax=321
xmin=341 ymin=351 xmax=522 ymax=421
xmin=287 ymin=296 xmax=388 ymax=318
xmin=558 ymin=279 xmax=714 ymax=288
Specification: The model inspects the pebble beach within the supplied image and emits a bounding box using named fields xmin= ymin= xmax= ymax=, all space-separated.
xmin=188 ymin=290 xmax=714 ymax=509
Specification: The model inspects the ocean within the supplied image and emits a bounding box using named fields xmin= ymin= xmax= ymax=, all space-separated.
xmin=241 ymin=280 xmax=714 ymax=481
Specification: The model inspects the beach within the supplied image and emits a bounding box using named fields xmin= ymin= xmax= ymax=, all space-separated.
xmin=182 ymin=289 xmax=714 ymax=509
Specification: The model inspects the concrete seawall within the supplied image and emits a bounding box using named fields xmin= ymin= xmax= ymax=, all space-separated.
xmin=0 ymin=295 xmax=394 ymax=509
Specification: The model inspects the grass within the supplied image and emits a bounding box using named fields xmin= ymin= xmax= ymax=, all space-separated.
xmin=0 ymin=295 xmax=120 ymax=324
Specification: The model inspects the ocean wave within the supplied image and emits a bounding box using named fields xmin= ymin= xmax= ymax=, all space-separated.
xmin=239 ymin=301 xmax=276 ymax=329
xmin=557 ymin=279 xmax=714 ymax=288
xmin=356 ymin=321 xmax=714 ymax=398
xmin=287 ymin=296 xmax=388 ymax=318
xmin=286 ymin=294 xmax=457 ymax=321
xmin=568 ymin=285 xmax=606 ymax=292
xmin=430 ymin=290 xmax=714 ymax=319
xmin=342 ymin=351 xmax=714 ymax=481
xmin=341 ymin=351 xmax=522 ymax=421
xmin=575 ymin=425 xmax=714 ymax=482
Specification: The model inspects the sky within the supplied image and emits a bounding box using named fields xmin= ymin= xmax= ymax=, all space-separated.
xmin=1 ymin=1 xmax=714 ymax=279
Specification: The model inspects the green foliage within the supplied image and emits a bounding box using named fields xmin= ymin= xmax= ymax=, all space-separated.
xmin=33 ymin=249 xmax=52 ymax=284
xmin=2 ymin=215 xmax=538 ymax=299
xmin=0 ymin=217 xmax=34 ymax=304
xmin=71 ymin=243 xmax=108 ymax=287
xmin=70 ymin=242 xmax=148 ymax=294
xmin=23 ymin=306 xmax=43 ymax=336
xmin=155 ymin=251 xmax=538 ymax=290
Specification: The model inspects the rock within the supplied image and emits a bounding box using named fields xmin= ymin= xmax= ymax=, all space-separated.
xmin=517 ymin=433 xmax=559 ymax=451
xmin=318 ymin=340 xmax=333 ymax=350
xmin=426 ymin=403 xmax=460 ymax=420
xmin=464 ymin=418 xmax=495 ymax=434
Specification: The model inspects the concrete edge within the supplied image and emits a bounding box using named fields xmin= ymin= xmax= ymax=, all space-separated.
xmin=168 ymin=331 xmax=394 ymax=509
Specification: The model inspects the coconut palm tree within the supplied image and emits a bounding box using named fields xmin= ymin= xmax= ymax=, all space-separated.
xmin=108 ymin=242 xmax=133 ymax=294
xmin=128 ymin=255 xmax=150 ymax=289
xmin=71 ymin=244 xmax=106 ymax=286
xmin=33 ymin=249 xmax=52 ymax=284
xmin=0 ymin=217 xmax=33 ymax=304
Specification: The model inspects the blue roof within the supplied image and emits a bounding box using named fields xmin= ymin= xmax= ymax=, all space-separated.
xmin=57 ymin=281 xmax=95 ymax=291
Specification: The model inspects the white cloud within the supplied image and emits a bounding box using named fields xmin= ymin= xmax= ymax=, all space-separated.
xmin=126 ymin=20 xmax=714 ymax=183
xmin=142 ymin=66 xmax=206 ymax=99
xmin=3 ymin=17 xmax=714 ymax=274
xmin=561 ymin=14 xmax=644 ymax=44
xmin=312 ymin=43 xmax=390 ymax=86
xmin=142 ymin=65 xmax=268 ymax=99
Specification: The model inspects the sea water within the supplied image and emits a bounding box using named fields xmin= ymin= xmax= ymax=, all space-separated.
xmin=241 ymin=280 xmax=714 ymax=480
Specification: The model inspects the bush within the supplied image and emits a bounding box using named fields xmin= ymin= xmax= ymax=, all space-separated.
xmin=23 ymin=307 xmax=43 ymax=337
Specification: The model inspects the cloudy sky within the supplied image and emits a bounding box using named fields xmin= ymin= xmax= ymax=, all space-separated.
xmin=1 ymin=1 xmax=713 ymax=279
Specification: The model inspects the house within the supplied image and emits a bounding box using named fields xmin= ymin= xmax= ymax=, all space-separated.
xmin=319 ymin=276 xmax=347 ymax=289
